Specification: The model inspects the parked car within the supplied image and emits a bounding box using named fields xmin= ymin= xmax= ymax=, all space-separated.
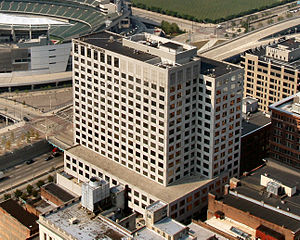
xmin=26 ymin=159 xmax=34 ymax=164
xmin=45 ymin=155 xmax=53 ymax=161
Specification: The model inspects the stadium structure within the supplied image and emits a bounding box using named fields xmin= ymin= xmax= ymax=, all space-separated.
xmin=0 ymin=0 xmax=131 ymax=92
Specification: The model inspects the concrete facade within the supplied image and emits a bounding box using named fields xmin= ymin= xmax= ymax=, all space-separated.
xmin=63 ymin=31 xmax=243 ymax=222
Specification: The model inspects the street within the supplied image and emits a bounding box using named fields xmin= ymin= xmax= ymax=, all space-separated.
xmin=0 ymin=153 xmax=63 ymax=193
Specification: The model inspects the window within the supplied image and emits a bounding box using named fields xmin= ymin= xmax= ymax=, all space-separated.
xmin=114 ymin=57 xmax=119 ymax=67
xmin=107 ymin=55 xmax=112 ymax=65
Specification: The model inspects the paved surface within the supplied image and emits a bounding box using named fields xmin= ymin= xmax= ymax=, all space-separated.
xmin=201 ymin=17 xmax=300 ymax=60
xmin=0 ymin=140 xmax=53 ymax=171
xmin=32 ymin=106 xmax=74 ymax=148
xmin=7 ymin=88 xmax=72 ymax=113
xmin=0 ymin=71 xmax=71 ymax=87
xmin=0 ymin=154 xmax=63 ymax=195
xmin=0 ymin=88 xmax=73 ymax=152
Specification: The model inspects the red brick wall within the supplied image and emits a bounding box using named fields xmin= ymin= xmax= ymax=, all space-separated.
xmin=25 ymin=203 xmax=41 ymax=217
xmin=256 ymin=229 xmax=284 ymax=240
xmin=0 ymin=208 xmax=31 ymax=240
xmin=207 ymin=194 xmax=297 ymax=240
xmin=41 ymin=187 xmax=64 ymax=206
xmin=270 ymin=109 xmax=300 ymax=169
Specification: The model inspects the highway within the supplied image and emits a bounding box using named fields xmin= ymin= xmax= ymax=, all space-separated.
xmin=0 ymin=153 xmax=63 ymax=193
xmin=200 ymin=17 xmax=300 ymax=60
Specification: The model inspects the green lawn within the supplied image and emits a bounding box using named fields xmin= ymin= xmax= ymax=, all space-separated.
xmin=132 ymin=0 xmax=283 ymax=21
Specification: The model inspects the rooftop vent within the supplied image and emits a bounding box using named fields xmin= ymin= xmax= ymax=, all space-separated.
xmin=109 ymin=36 xmax=114 ymax=42
xmin=266 ymin=181 xmax=281 ymax=196
xmin=89 ymin=177 xmax=102 ymax=187
xmin=69 ymin=217 xmax=79 ymax=224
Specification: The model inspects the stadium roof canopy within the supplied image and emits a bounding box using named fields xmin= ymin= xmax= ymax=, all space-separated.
xmin=0 ymin=13 xmax=71 ymax=29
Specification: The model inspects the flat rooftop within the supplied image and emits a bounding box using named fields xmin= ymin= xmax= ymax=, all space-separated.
xmin=200 ymin=57 xmax=241 ymax=78
xmin=136 ymin=223 xmax=193 ymax=240
xmin=154 ymin=217 xmax=186 ymax=236
xmin=242 ymin=111 xmax=271 ymax=136
xmin=43 ymin=201 xmax=130 ymax=240
xmin=222 ymin=193 xmax=300 ymax=232
xmin=77 ymin=31 xmax=197 ymax=68
xmin=146 ymin=201 xmax=166 ymax=213
xmin=273 ymin=37 xmax=300 ymax=51
xmin=161 ymin=41 xmax=182 ymax=50
xmin=67 ymin=145 xmax=214 ymax=203
xmin=206 ymin=217 xmax=255 ymax=240
xmin=269 ymin=92 xmax=300 ymax=117
xmin=27 ymin=197 xmax=57 ymax=214
xmin=135 ymin=227 xmax=166 ymax=240
xmin=244 ymin=46 xmax=300 ymax=70
xmin=0 ymin=199 xmax=39 ymax=231
xmin=79 ymin=31 xmax=156 ymax=62
xmin=188 ymin=222 xmax=228 ymax=240
xmin=227 ymin=159 xmax=300 ymax=231
xmin=42 ymin=183 xmax=75 ymax=203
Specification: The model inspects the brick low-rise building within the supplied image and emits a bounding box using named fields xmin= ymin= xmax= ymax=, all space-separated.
xmin=41 ymin=182 xmax=75 ymax=206
xmin=269 ymin=92 xmax=300 ymax=169
xmin=205 ymin=159 xmax=300 ymax=240
xmin=0 ymin=199 xmax=39 ymax=240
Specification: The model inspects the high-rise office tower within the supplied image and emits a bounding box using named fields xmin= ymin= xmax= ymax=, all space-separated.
xmin=62 ymin=31 xmax=243 ymax=221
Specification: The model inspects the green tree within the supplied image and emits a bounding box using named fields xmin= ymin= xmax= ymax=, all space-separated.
xmin=277 ymin=16 xmax=284 ymax=21
xmin=36 ymin=180 xmax=45 ymax=188
xmin=170 ymin=23 xmax=180 ymax=33
xmin=4 ymin=194 xmax=11 ymax=200
xmin=32 ymin=190 xmax=38 ymax=198
xmin=14 ymin=189 xmax=22 ymax=198
xmin=48 ymin=175 xmax=54 ymax=183
xmin=161 ymin=20 xmax=181 ymax=35
xmin=26 ymin=184 xmax=33 ymax=195
xmin=21 ymin=193 xmax=27 ymax=201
